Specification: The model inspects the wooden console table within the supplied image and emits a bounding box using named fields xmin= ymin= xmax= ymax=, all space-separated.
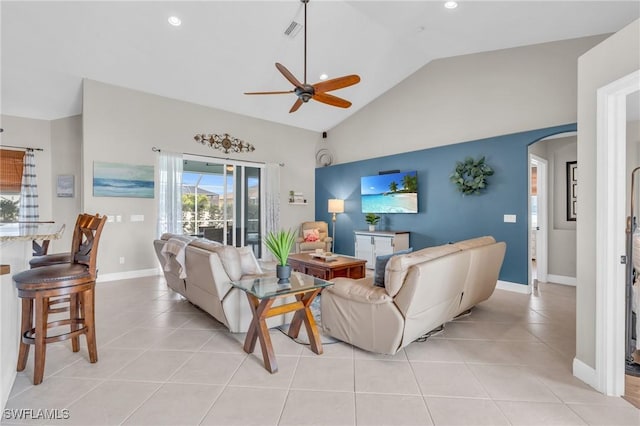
xmin=288 ymin=253 xmax=366 ymax=281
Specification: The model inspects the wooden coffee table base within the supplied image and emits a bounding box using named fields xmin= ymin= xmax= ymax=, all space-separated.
xmin=243 ymin=288 xmax=322 ymax=373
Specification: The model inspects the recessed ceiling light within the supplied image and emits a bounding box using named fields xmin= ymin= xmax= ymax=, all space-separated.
xmin=319 ymin=73 xmax=329 ymax=81
xmin=168 ymin=16 xmax=181 ymax=26
xmin=444 ymin=1 xmax=458 ymax=9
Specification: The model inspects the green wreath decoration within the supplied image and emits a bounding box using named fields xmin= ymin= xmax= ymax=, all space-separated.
xmin=450 ymin=156 xmax=494 ymax=195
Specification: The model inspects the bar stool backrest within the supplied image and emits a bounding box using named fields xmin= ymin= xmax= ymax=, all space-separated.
xmin=70 ymin=213 xmax=107 ymax=279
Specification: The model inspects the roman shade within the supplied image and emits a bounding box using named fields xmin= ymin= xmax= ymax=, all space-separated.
xmin=0 ymin=149 xmax=25 ymax=193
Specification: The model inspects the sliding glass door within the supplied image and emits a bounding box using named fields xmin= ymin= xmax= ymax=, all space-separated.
xmin=182 ymin=158 xmax=262 ymax=257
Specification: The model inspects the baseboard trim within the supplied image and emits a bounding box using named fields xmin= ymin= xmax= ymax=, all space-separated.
xmin=573 ymin=357 xmax=599 ymax=390
xmin=496 ymin=280 xmax=531 ymax=294
xmin=1 ymin=370 xmax=17 ymax=410
xmin=547 ymin=274 xmax=577 ymax=286
xmin=97 ymin=268 xmax=161 ymax=283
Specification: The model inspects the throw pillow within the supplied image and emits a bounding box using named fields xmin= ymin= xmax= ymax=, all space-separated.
xmin=373 ymin=248 xmax=413 ymax=287
xmin=303 ymin=228 xmax=320 ymax=242
xmin=238 ymin=246 xmax=263 ymax=275
xmin=212 ymin=246 xmax=242 ymax=281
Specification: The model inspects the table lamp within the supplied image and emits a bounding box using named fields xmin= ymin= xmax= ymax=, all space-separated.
xmin=328 ymin=199 xmax=344 ymax=252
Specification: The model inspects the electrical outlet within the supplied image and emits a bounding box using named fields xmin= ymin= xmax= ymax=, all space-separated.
xmin=119 ymin=257 xmax=125 ymax=264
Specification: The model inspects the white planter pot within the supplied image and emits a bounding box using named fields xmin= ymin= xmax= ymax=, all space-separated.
xmin=368 ymin=225 xmax=376 ymax=232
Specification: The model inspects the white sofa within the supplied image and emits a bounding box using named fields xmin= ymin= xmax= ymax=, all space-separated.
xmin=320 ymin=236 xmax=506 ymax=354
xmin=154 ymin=234 xmax=293 ymax=333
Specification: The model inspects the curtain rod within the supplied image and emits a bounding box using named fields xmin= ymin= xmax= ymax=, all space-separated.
xmin=0 ymin=144 xmax=44 ymax=152
xmin=151 ymin=146 xmax=284 ymax=167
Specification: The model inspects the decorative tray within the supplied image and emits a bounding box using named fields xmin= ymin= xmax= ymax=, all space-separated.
xmin=310 ymin=252 xmax=338 ymax=261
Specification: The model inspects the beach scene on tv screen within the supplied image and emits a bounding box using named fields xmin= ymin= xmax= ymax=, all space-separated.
xmin=361 ymin=171 xmax=418 ymax=213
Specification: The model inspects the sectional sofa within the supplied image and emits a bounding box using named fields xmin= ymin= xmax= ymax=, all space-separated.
xmin=320 ymin=236 xmax=506 ymax=354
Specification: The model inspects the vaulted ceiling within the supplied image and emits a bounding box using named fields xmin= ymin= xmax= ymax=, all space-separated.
xmin=2 ymin=1 xmax=638 ymax=132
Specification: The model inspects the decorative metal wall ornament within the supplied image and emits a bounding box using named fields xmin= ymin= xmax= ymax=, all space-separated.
xmin=194 ymin=133 xmax=255 ymax=154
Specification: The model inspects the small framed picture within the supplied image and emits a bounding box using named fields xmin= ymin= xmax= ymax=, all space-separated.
xmin=57 ymin=175 xmax=74 ymax=198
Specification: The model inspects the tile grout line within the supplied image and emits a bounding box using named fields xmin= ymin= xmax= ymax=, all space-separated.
xmin=118 ymin=347 xmax=201 ymax=425
xmin=195 ymin=347 xmax=252 ymax=425
xmin=274 ymin=349 xmax=303 ymax=426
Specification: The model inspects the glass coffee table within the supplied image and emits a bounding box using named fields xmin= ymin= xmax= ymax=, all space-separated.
xmin=230 ymin=272 xmax=333 ymax=373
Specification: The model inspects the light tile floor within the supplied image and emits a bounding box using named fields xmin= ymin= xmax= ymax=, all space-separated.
xmin=3 ymin=276 xmax=639 ymax=425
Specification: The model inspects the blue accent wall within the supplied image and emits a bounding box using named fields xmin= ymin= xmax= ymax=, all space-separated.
xmin=315 ymin=124 xmax=577 ymax=285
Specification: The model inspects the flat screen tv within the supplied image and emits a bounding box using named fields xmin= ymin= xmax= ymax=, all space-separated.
xmin=361 ymin=171 xmax=418 ymax=213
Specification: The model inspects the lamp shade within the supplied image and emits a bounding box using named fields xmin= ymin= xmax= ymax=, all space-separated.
xmin=328 ymin=199 xmax=344 ymax=214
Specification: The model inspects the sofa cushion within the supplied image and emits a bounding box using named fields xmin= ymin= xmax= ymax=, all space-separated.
xmin=452 ymin=236 xmax=496 ymax=250
xmin=238 ymin=246 xmax=263 ymax=275
xmin=211 ymin=245 xmax=242 ymax=281
xmin=328 ymin=277 xmax=393 ymax=304
xmin=373 ymin=248 xmax=413 ymax=288
xmin=384 ymin=244 xmax=461 ymax=297
xmin=190 ymin=239 xmax=223 ymax=251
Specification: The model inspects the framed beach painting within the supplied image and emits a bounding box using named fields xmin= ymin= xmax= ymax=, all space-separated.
xmin=93 ymin=162 xmax=154 ymax=198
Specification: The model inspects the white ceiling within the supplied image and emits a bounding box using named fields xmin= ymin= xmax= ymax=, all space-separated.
xmin=2 ymin=1 xmax=639 ymax=132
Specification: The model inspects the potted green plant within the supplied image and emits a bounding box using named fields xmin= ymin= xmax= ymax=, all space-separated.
xmin=365 ymin=213 xmax=381 ymax=232
xmin=264 ymin=229 xmax=297 ymax=283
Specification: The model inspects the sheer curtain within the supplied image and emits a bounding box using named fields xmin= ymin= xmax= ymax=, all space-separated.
xmin=157 ymin=151 xmax=183 ymax=237
xmin=18 ymin=149 xmax=38 ymax=223
xmin=264 ymin=163 xmax=281 ymax=259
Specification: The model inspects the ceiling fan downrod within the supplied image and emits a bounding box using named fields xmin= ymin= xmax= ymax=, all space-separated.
xmin=243 ymin=0 xmax=360 ymax=113
xmin=303 ymin=0 xmax=308 ymax=85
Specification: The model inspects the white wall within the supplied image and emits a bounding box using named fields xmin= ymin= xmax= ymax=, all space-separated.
xmin=576 ymin=19 xmax=640 ymax=369
xmin=325 ymin=35 xmax=606 ymax=165
xmin=529 ymin=135 xmax=577 ymax=280
xmin=547 ymin=136 xmax=577 ymax=278
xmin=50 ymin=115 xmax=83 ymax=252
xmin=0 ymin=115 xmax=52 ymax=410
xmin=627 ymin=120 xmax=640 ymax=219
xmin=0 ymin=115 xmax=53 ymax=221
xmin=82 ymin=79 xmax=320 ymax=275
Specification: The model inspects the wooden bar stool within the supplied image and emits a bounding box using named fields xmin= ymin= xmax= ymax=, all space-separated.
xmin=29 ymin=218 xmax=76 ymax=315
xmin=12 ymin=213 xmax=107 ymax=385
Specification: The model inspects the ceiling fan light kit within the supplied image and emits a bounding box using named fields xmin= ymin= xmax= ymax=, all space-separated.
xmin=245 ymin=0 xmax=360 ymax=113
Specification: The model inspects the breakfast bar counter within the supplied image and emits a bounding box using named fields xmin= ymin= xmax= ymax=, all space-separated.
xmin=0 ymin=222 xmax=65 ymax=408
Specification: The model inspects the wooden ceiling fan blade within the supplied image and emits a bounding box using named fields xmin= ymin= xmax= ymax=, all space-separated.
xmin=313 ymin=75 xmax=361 ymax=93
xmin=312 ymin=92 xmax=352 ymax=109
xmin=289 ymin=98 xmax=303 ymax=113
xmin=244 ymin=90 xmax=294 ymax=95
xmin=275 ymin=63 xmax=303 ymax=88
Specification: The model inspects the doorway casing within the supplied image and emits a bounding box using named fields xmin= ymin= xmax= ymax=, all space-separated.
xmin=529 ymin=154 xmax=548 ymax=287
xmin=594 ymin=69 xmax=640 ymax=396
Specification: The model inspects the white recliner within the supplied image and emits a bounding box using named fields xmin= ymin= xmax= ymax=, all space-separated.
xmin=320 ymin=236 xmax=506 ymax=354
xmin=154 ymin=234 xmax=294 ymax=333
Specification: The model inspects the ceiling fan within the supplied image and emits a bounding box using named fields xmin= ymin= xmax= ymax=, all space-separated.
xmin=244 ymin=0 xmax=360 ymax=113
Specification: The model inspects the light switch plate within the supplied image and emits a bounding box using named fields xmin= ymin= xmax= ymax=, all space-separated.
xmin=130 ymin=214 xmax=144 ymax=222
